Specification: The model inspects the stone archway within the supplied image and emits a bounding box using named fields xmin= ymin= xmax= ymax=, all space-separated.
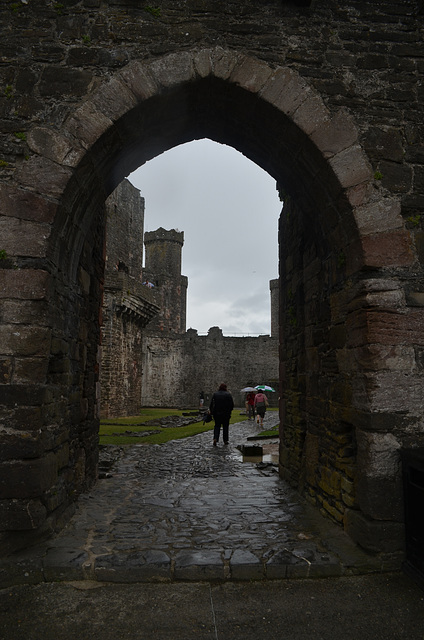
xmin=0 ymin=47 xmax=422 ymax=559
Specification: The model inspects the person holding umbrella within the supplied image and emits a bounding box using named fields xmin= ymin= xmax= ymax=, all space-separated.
xmin=209 ymin=382 xmax=234 ymax=446
xmin=254 ymin=385 xmax=272 ymax=427
xmin=240 ymin=386 xmax=256 ymax=420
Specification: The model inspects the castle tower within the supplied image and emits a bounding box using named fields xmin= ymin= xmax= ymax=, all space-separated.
xmin=143 ymin=228 xmax=188 ymax=334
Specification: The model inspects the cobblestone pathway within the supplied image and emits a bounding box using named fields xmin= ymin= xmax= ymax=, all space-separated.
xmin=1 ymin=415 xmax=382 ymax=586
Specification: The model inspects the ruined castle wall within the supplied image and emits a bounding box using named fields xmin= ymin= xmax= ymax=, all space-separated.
xmin=100 ymin=181 xmax=159 ymax=418
xmin=142 ymin=328 xmax=279 ymax=409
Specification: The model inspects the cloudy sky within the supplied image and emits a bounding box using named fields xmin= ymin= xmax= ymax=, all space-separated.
xmin=129 ymin=139 xmax=282 ymax=336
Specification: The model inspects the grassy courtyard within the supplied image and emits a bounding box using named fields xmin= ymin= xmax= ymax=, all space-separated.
xmin=99 ymin=408 xmax=279 ymax=445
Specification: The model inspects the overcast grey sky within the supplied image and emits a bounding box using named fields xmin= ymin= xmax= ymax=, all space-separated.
xmin=129 ymin=139 xmax=282 ymax=336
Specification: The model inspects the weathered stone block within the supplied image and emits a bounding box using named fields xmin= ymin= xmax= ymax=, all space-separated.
xmin=380 ymin=160 xmax=413 ymax=193
xmin=353 ymin=344 xmax=415 ymax=372
xmin=0 ymin=358 xmax=12 ymax=384
xmin=292 ymin=93 xmax=330 ymax=136
xmin=362 ymin=230 xmax=415 ymax=267
xmin=311 ymin=108 xmax=358 ymax=158
xmin=0 ymin=499 xmax=46 ymax=531
xmin=13 ymin=357 xmax=49 ymax=383
xmin=39 ymin=66 xmax=93 ymax=97
xmin=0 ymin=270 xmax=50 ymax=300
xmin=355 ymin=430 xmax=403 ymax=520
xmin=118 ymin=60 xmax=159 ymax=102
xmin=261 ymin=67 xmax=310 ymax=115
xmin=0 ymin=453 xmax=57 ymax=499
xmin=0 ymin=184 xmax=58 ymax=223
xmin=328 ymin=144 xmax=373 ymax=189
xmin=318 ymin=467 xmax=342 ymax=499
xmin=63 ymin=101 xmax=113 ymax=150
xmin=91 ymin=77 xmax=138 ymax=122
xmin=230 ymin=57 xmax=273 ymax=93
xmin=27 ymin=127 xmax=83 ymax=168
xmin=0 ymin=432 xmax=46 ymax=461
xmin=0 ymin=326 xmax=51 ymax=357
xmin=344 ymin=509 xmax=404 ymax=553
xmin=353 ymin=198 xmax=403 ymax=236
xmin=148 ymin=51 xmax=194 ymax=88
xmin=15 ymin=156 xmax=72 ymax=198
xmin=0 ymin=217 xmax=51 ymax=258
xmin=210 ymin=47 xmax=242 ymax=80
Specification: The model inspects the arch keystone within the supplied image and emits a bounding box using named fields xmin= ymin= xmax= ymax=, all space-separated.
xmin=193 ymin=49 xmax=213 ymax=78
xmin=147 ymin=52 xmax=195 ymax=88
xmin=230 ymin=56 xmax=274 ymax=93
xmin=118 ymin=61 xmax=159 ymax=102
xmin=209 ymin=47 xmax=243 ymax=80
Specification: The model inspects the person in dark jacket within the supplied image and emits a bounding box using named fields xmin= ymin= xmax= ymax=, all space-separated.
xmin=209 ymin=382 xmax=234 ymax=446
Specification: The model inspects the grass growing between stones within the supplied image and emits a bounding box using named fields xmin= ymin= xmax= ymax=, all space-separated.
xmin=99 ymin=408 xmax=248 ymax=445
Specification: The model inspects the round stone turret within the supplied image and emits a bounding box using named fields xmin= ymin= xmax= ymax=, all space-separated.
xmin=143 ymin=228 xmax=187 ymax=334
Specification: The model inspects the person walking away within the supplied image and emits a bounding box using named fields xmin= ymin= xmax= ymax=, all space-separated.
xmin=246 ymin=391 xmax=256 ymax=420
xmin=209 ymin=383 xmax=234 ymax=446
xmin=254 ymin=391 xmax=268 ymax=427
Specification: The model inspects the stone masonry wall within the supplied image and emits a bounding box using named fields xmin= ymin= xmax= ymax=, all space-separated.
xmin=142 ymin=328 xmax=279 ymax=409
xmin=101 ymin=180 xmax=159 ymax=418
xmin=1 ymin=0 xmax=424 ymax=557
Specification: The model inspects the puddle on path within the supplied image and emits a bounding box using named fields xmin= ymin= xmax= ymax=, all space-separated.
xmin=236 ymin=441 xmax=279 ymax=465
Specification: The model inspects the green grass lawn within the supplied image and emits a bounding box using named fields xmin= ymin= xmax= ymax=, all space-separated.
xmin=99 ymin=407 xmax=250 ymax=445
xmin=100 ymin=407 xmax=279 ymax=445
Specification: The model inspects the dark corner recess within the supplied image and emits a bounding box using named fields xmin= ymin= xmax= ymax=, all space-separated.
xmin=401 ymin=448 xmax=424 ymax=591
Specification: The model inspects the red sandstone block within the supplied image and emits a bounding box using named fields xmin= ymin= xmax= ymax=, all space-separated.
xmin=361 ymin=230 xmax=415 ymax=267
xmin=347 ymin=309 xmax=424 ymax=347
xmin=0 ymin=270 xmax=50 ymax=300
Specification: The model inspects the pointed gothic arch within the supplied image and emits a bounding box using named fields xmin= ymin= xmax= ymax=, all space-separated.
xmin=1 ymin=48 xmax=419 ymax=558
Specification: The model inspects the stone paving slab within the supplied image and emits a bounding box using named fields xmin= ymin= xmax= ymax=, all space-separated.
xmin=0 ymin=415 xmax=386 ymax=587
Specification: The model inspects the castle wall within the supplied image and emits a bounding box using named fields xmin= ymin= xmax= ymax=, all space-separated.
xmin=142 ymin=328 xmax=279 ymax=409
xmin=100 ymin=181 xmax=159 ymax=418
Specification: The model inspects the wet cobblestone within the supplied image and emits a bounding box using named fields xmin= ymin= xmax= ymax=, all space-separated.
xmin=1 ymin=416 xmax=384 ymax=586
